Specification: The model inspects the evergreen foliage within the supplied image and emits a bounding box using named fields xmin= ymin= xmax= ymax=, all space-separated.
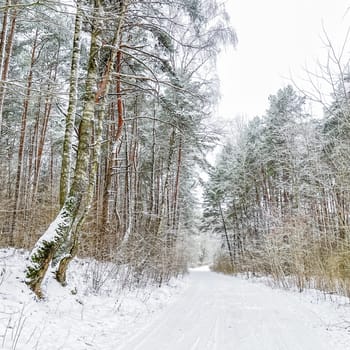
xmin=205 ymin=84 xmax=350 ymax=296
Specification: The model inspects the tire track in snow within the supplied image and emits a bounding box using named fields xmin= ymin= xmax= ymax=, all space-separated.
xmin=116 ymin=269 xmax=344 ymax=350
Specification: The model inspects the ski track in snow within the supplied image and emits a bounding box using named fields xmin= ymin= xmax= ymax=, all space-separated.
xmin=117 ymin=269 xmax=350 ymax=350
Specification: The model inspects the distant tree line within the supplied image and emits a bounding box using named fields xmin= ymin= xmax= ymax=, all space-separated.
xmin=204 ymin=77 xmax=350 ymax=296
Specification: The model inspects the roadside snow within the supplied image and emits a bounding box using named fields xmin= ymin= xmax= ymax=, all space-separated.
xmin=0 ymin=249 xmax=187 ymax=350
xmin=118 ymin=269 xmax=350 ymax=350
xmin=1 ymin=250 xmax=350 ymax=350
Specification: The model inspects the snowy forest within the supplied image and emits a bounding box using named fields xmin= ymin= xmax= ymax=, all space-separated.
xmin=1 ymin=0 xmax=350 ymax=301
xmin=0 ymin=0 xmax=236 ymax=298
xmin=3 ymin=0 xmax=350 ymax=349
xmin=205 ymin=82 xmax=350 ymax=296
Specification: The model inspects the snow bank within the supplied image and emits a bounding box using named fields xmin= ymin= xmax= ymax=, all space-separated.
xmin=0 ymin=249 xmax=187 ymax=350
xmin=238 ymin=273 xmax=350 ymax=349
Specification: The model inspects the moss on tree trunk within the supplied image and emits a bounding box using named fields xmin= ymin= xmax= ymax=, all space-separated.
xmin=25 ymin=0 xmax=102 ymax=298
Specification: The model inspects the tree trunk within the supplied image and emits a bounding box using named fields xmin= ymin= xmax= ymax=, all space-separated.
xmin=25 ymin=1 xmax=102 ymax=297
xmin=172 ymin=136 xmax=182 ymax=231
xmin=56 ymin=1 xmax=128 ymax=283
xmin=0 ymin=0 xmax=10 ymax=73
xmin=59 ymin=0 xmax=82 ymax=207
xmin=0 ymin=1 xmax=16 ymax=135
xmin=10 ymin=28 xmax=38 ymax=244
xmin=156 ymin=129 xmax=176 ymax=236
xmin=32 ymin=56 xmax=58 ymax=202
xmin=218 ymin=201 xmax=235 ymax=271
xmin=101 ymin=48 xmax=124 ymax=230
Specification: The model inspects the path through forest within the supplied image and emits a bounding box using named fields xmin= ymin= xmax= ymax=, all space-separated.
xmin=117 ymin=268 xmax=345 ymax=350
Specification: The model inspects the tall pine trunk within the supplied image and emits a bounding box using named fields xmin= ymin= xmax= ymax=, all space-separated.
xmin=10 ymin=28 xmax=38 ymax=244
xmin=0 ymin=1 xmax=16 ymax=135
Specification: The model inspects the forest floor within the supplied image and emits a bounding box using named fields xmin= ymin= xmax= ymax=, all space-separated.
xmin=1 ymin=249 xmax=350 ymax=349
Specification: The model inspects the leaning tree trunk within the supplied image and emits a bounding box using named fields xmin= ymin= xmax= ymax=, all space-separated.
xmin=25 ymin=0 xmax=102 ymax=298
xmin=55 ymin=1 xmax=129 ymax=286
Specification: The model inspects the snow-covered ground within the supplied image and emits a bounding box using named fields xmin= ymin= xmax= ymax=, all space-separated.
xmin=0 ymin=249 xmax=186 ymax=350
xmin=118 ymin=266 xmax=350 ymax=349
xmin=1 ymin=250 xmax=350 ymax=349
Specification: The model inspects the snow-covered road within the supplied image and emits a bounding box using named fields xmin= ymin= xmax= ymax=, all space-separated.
xmin=117 ymin=268 xmax=340 ymax=350
xmin=3 ymin=251 xmax=349 ymax=349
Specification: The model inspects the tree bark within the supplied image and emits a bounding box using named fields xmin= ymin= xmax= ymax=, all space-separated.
xmin=172 ymin=136 xmax=182 ymax=231
xmin=25 ymin=1 xmax=102 ymax=297
xmin=0 ymin=1 xmax=16 ymax=135
xmin=10 ymin=28 xmax=38 ymax=244
xmin=59 ymin=0 xmax=82 ymax=207
xmin=218 ymin=201 xmax=235 ymax=271
xmin=56 ymin=0 xmax=129 ymax=283
xmin=101 ymin=48 xmax=124 ymax=230
xmin=0 ymin=0 xmax=10 ymax=73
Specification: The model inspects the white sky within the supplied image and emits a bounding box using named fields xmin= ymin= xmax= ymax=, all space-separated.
xmin=217 ymin=0 xmax=350 ymax=119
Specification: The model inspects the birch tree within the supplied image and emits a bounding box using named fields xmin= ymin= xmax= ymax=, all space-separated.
xmin=20 ymin=0 xmax=236 ymax=297
xmin=25 ymin=0 xmax=104 ymax=297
